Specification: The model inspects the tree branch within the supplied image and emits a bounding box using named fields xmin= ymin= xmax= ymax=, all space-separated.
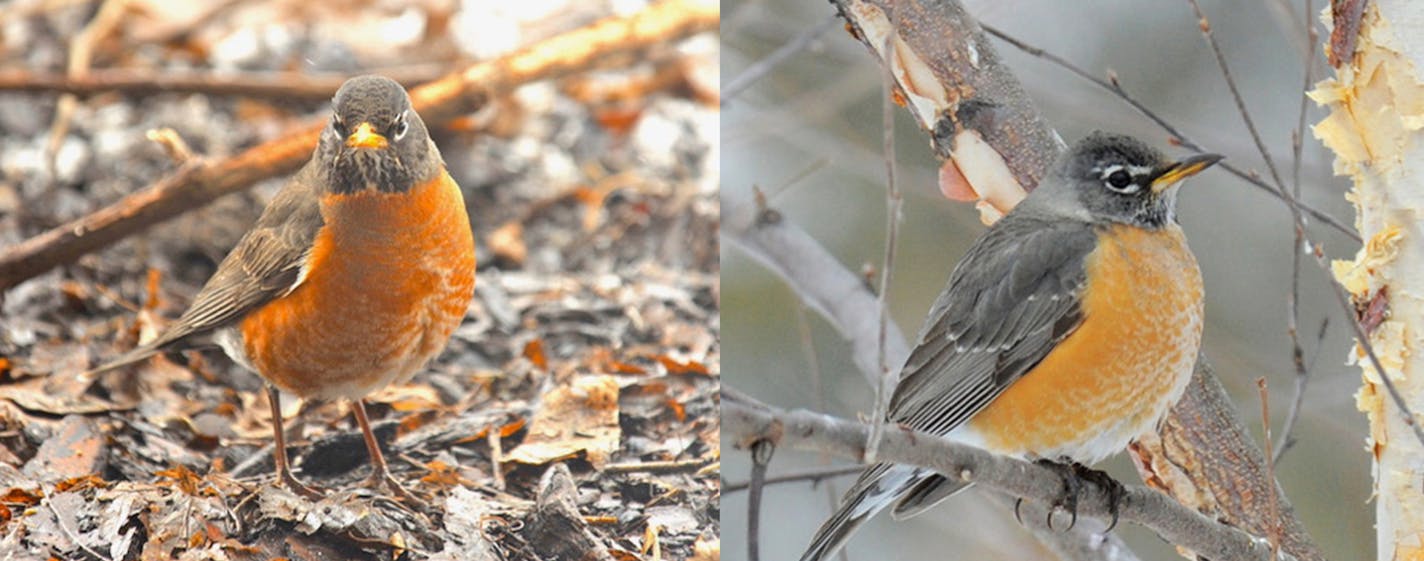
xmin=0 ymin=68 xmax=445 ymax=100
xmin=0 ymin=0 xmax=718 ymax=291
xmin=724 ymin=390 xmax=1292 ymax=561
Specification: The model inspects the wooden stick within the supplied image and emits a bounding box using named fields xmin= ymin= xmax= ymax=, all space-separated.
xmin=0 ymin=68 xmax=444 ymax=100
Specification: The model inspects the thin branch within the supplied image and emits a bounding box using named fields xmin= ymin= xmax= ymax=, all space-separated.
xmin=725 ymin=190 xmax=910 ymax=385
xmin=867 ymin=29 xmax=903 ymax=465
xmin=747 ymin=439 xmax=774 ymax=561
xmin=1256 ymin=378 xmax=1283 ymax=559
xmin=1277 ymin=0 xmax=1320 ymax=466
xmin=44 ymin=492 xmax=112 ymax=561
xmin=724 ymin=465 xmax=864 ymax=493
xmin=724 ymin=391 xmax=1294 ymax=561
xmin=979 ymin=23 xmax=1359 ymax=243
xmin=1275 ymin=318 xmax=1329 ymax=462
xmin=44 ymin=0 xmax=127 ymax=195
xmin=723 ymin=14 xmax=839 ymax=104
xmin=0 ymin=0 xmax=718 ymax=291
xmin=1186 ymin=0 xmax=1288 ymax=191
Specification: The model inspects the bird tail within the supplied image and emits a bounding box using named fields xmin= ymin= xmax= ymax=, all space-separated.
xmin=890 ymin=473 xmax=971 ymax=520
xmin=78 ymin=343 xmax=163 ymax=383
xmin=800 ymin=463 xmax=925 ymax=561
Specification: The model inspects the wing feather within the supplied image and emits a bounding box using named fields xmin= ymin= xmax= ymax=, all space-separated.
xmin=888 ymin=213 xmax=1096 ymax=433
xmin=89 ymin=165 xmax=325 ymax=372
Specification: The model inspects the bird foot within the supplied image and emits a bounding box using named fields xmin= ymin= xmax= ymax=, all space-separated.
xmin=279 ymin=471 xmax=325 ymax=501
xmin=1014 ymin=459 xmax=1125 ymax=532
xmin=365 ymin=469 xmax=423 ymax=505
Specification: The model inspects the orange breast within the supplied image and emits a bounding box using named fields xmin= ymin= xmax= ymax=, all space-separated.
xmin=966 ymin=224 xmax=1203 ymax=463
xmin=239 ymin=171 xmax=476 ymax=400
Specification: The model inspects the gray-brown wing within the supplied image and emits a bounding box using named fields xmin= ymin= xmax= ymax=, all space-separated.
xmin=90 ymin=165 xmax=325 ymax=372
xmin=887 ymin=212 xmax=1096 ymax=435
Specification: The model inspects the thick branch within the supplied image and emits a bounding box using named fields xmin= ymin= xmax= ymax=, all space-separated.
xmin=1132 ymin=358 xmax=1324 ymax=561
xmin=723 ymin=190 xmax=909 ymax=386
xmin=724 ymin=391 xmax=1291 ymax=561
xmin=0 ymin=69 xmax=442 ymax=100
xmin=833 ymin=0 xmax=1061 ymax=193
xmin=0 ymin=0 xmax=718 ymax=291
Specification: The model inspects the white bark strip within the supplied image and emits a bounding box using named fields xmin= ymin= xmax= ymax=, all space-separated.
xmin=1311 ymin=2 xmax=1424 ymax=559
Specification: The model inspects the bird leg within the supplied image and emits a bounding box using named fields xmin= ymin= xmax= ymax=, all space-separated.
xmin=351 ymin=399 xmax=418 ymax=501
xmin=266 ymin=385 xmax=323 ymax=500
xmin=1032 ymin=458 xmax=1126 ymax=532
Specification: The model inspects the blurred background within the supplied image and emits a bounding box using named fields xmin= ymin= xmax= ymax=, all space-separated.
xmin=723 ymin=0 xmax=1367 ymax=560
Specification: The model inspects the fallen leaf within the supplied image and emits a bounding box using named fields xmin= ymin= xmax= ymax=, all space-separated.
xmin=488 ymin=221 xmax=527 ymax=265
xmin=690 ymin=535 xmax=719 ymax=561
xmin=656 ymin=355 xmax=709 ymax=376
xmin=523 ymin=339 xmax=548 ymax=369
xmin=506 ymin=376 xmax=621 ymax=468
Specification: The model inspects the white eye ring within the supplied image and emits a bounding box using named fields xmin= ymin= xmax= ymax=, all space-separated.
xmin=1100 ymin=165 xmax=1139 ymax=194
xmin=392 ymin=111 xmax=410 ymax=141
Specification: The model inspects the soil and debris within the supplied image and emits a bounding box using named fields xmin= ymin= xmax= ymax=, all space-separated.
xmin=0 ymin=1 xmax=720 ymax=560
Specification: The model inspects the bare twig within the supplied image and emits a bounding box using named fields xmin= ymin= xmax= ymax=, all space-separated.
xmin=145 ymin=128 xmax=196 ymax=164
xmin=602 ymin=458 xmax=714 ymax=474
xmin=45 ymin=0 xmax=128 ymax=192
xmin=44 ymin=493 xmax=113 ymax=561
xmin=1275 ymin=319 xmax=1329 ymax=462
xmin=488 ymin=426 xmax=505 ymax=491
xmin=979 ymin=23 xmax=1359 ymax=242
xmin=725 ymin=392 xmax=1295 ymax=561
xmin=723 ymin=14 xmax=839 ymax=104
xmin=724 ymin=465 xmax=865 ymax=493
xmin=1256 ymin=378 xmax=1283 ymax=559
xmin=1186 ymin=0 xmax=1287 ymax=191
xmin=747 ymin=439 xmax=775 ymax=561
xmin=867 ymin=30 xmax=903 ymax=465
xmin=0 ymin=0 xmax=718 ymax=291
xmin=1277 ymin=0 xmax=1320 ymax=466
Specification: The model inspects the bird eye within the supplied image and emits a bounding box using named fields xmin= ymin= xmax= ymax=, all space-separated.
xmin=390 ymin=112 xmax=409 ymax=141
xmin=331 ymin=115 xmax=347 ymax=135
xmin=1103 ymin=169 xmax=1136 ymax=193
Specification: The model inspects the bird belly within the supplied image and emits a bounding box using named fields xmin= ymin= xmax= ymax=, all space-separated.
xmin=965 ymin=224 xmax=1203 ymax=464
xmin=235 ymin=171 xmax=476 ymax=400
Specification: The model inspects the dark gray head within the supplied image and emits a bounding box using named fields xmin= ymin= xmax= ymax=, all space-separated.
xmin=1029 ymin=132 xmax=1221 ymax=228
xmin=316 ymin=75 xmax=440 ymax=194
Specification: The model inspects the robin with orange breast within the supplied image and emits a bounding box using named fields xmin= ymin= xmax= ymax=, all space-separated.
xmin=88 ymin=75 xmax=476 ymax=499
xmin=801 ymin=133 xmax=1221 ymax=560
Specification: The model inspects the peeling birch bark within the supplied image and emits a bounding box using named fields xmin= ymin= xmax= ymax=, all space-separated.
xmin=835 ymin=0 xmax=1059 ymax=224
xmin=1312 ymin=2 xmax=1424 ymax=558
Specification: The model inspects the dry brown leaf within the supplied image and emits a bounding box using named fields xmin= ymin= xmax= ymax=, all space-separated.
xmin=506 ymin=376 xmax=621 ymax=468
xmin=489 ymin=221 xmax=528 ymax=264
xmin=0 ymin=486 xmax=42 ymax=506
xmin=371 ymin=384 xmax=445 ymax=412
xmin=523 ymin=338 xmax=548 ymax=369
xmin=590 ymin=347 xmax=647 ymax=375
xmin=690 ymin=535 xmax=719 ymax=561
xmin=655 ymin=355 xmax=710 ymax=376
xmin=453 ymin=417 xmax=527 ymax=445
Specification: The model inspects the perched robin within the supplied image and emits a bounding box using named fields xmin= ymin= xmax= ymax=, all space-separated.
xmin=801 ymin=133 xmax=1221 ymax=560
xmin=88 ymin=75 xmax=476 ymax=499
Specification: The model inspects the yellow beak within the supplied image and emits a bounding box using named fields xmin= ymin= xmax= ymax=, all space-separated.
xmin=1150 ymin=153 xmax=1223 ymax=193
xmin=345 ymin=122 xmax=388 ymax=149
